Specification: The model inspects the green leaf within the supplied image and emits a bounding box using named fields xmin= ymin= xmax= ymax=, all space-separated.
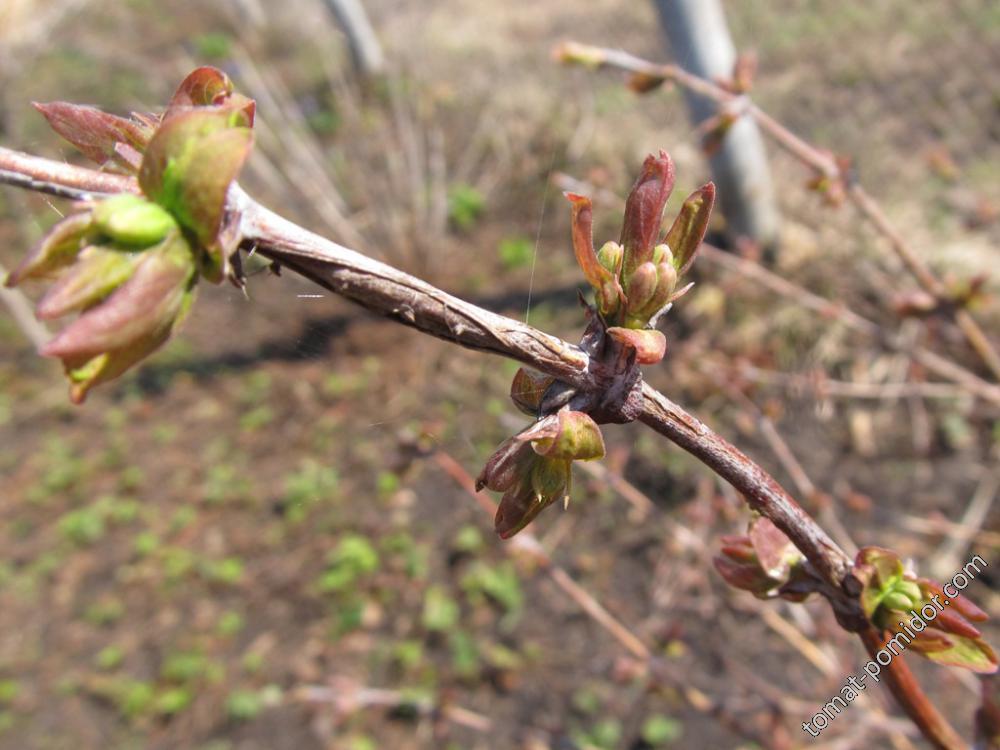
xmin=139 ymin=110 xmax=253 ymax=246
xmin=35 ymin=246 xmax=141 ymax=320
xmin=664 ymin=183 xmax=715 ymax=276
xmin=5 ymin=211 xmax=92 ymax=286
xmin=422 ymin=585 xmax=460 ymax=631
xmin=642 ymin=715 xmax=684 ymax=745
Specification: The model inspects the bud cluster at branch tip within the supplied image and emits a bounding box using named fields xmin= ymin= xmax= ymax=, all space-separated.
xmin=478 ymin=151 xmax=713 ymax=538
xmin=5 ymin=67 xmax=255 ymax=402
xmin=565 ymin=150 xmax=714 ymax=366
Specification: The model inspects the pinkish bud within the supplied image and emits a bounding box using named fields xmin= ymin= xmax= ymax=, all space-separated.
xmin=624 ymin=262 xmax=658 ymax=319
xmin=620 ymin=151 xmax=675 ymax=279
xmin=509 ymin=367 xmax=555 ymax=416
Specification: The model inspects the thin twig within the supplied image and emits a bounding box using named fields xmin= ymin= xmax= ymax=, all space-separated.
xmin=557 ymin=43 xmax=1000 ymax=381
xmin=0 ymin=260 xmax=50 ymax=348
xmin=551 ymin=171 xmax=1000 ymax=407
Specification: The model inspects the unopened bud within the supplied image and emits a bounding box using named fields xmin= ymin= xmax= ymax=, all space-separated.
xmin=597 ymin=241 xmax=623 ymax=275
xmin=624 ymin=262 xmax=658 ymax=318
xmin=93 ymin=194 xmax=178 ymax=248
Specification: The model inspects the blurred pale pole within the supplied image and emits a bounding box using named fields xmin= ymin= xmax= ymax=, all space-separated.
xmin=320 ymin=0 xmax=386 ymax=79
xmin=652 ymin=0 xmax=780 ymax=250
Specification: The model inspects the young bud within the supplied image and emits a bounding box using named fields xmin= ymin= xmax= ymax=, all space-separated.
xmin=552 ymin=41 xmax=607 ymax=69
xmin=597 ymin=241 xmax=623 ymax=276
xmin=623 ymin=262 xmax=657 ymax=318
xmin=620 ymin=151 xmax=675 ymax=279
xmin=5 ymin=211 xmax=92 ymax=286
xmin=651 ymin=243 xmax=673 ymax=266
xmin=92 ymin=194 xmax=178 ymax=248
xmin=632 ymin=261 xmax=678 ymax=324
xmin=880 ymin=591 xmax=916 ymax=613
xmin=510 ymin=367 xmax=555 ymax=417
xmin=529 ymin=411 xmax=605 ymax=462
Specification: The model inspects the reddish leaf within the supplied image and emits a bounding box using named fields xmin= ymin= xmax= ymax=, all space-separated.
xmin=565 ymin=192 xmax=620 ymax=316
xmin=42 ymin=235 xmax=194 ymax=360
xmin=606 ymin=326 xmax=666 ymax=365
xmin=620 ymin=151 xmax=675 ymax=278
xmin=34 ymin=102 xmax=151 ymax=169
xmin=510 ymin=367 xmax=554 ymax=416
xmin=168 ymin=66 xmax=234 ymax=109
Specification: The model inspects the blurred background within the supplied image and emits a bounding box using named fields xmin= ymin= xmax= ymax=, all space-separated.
xmin=0 ymin=1 xmax=997 ymax=748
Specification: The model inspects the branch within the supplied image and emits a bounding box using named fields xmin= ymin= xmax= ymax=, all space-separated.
xmin=552 ymin=170 xmax=1000 ymax=407
xmin=859 ymin=626 xmax=967 ymax=750
xmin=0 ymin=145 xmax=965 ymax=748
xmin=556 ymin=43 xmax=1000 ymax=382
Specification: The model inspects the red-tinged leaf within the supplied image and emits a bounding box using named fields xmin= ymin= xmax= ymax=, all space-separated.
xmin=494 ymin=457 xmax=569 ymax=539
xmin=627 ymin=71 xmax=669 ymax=94
xmin=620 ymin=151 xmax=675 ymax=277
xmin=113 ymin=141 xmax=144 ymax=171
xmin=165 ymin=66 xmax=254 ymax=129
xmin=510 ymin=367 xmax=554 ymax=416
xmin=5 ymin=211 xmax=92 ymax=286
xmin=935 ymin=609 xmax=984 ymax=641
xmin=518 ymin=415 xmax=561 ymax=445
xmin=139 ymin=111 xmax=253 ymax=245
xmin=168 ymin=66 xmax=234 ymax=109
xmin=34 ymin=102 xmax=151 ymax=168
xmin=565 ymin=192 xmax=619 ymax=315
xmin=530 ymin=411 xmax=605 ymax=462
xmin=664 ymin=182 xmax=715 ymax=276
xmin=713 ymin=553 xmax=779 ymax=596
xmin=476 ymin=436 xmax=534 ymax=493
xmin=919 ymin=635 xmax=998 ymax=674
xmin=62 ymin=325 xmax=172 ymax=404
xmin=949 ymin=591 xmax=990 ymax=622
xmin=748 ymin=516 xmax=798 ymax=578
xmin=36 ymin=246 xmax=140 ymax=320
xmin=495 ymin=480 xmax=546 ymax=539
xmin=606 ymin=326 xmax=666 ymax=365
xmin=41 ymin=235 xmax=195 ymax=360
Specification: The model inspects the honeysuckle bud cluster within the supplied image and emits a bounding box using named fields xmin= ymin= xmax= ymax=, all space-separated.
xmin=565 ymin=150 xmax=714 ymax=366
xmin=713 ymin=516 xmax=811 ymax=601
xmin=477 ymin=152 xmax=714 ymax=538
xmin=854 ymin=547 xmax=997 ymax=673
xmin=5 ymin=67 xmax=254 ymax=402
